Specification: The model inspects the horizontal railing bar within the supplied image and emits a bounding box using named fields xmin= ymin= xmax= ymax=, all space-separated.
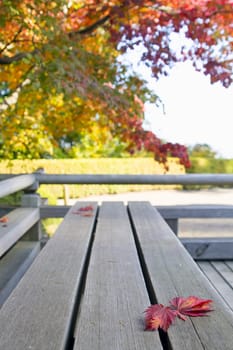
xmin=181 ymin=237 xmax=233 ymax=260
xmin=40 ymin=206 xmax=70 ymax=218
xmin=0 ymin=174 xmax=36 ymax=198
xmin=1 ymin=173 xmax=233 ymax=185
xmin=34 ymin=173 xmax=233 ymax=185
xmin=156 ymin=205 xmax=233 ymax=218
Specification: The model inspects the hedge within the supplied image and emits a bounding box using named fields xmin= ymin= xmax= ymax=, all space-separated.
xmin=0 ymin=158 xmax=184 ymax=203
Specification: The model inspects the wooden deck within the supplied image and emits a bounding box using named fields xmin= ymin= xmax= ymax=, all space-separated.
xmin=197 ymin=260 xmax=233 ymax=312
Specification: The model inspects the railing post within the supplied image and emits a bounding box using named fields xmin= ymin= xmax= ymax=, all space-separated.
xmin=21 ymin=169 xmax=44 ymax=243
xmin=63 ymin=184 xmax=70 ymax=205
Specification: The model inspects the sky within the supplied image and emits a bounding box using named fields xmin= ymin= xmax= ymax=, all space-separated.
xmin=144 ymin=62 xmax=233 ymax=159
xmin=123 ymin=46 xmax=233 ymax=159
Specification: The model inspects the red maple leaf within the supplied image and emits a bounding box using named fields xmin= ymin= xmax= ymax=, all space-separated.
xmin=72 ymin=205 xmax=94 ymax=217
xmin=0 ymin=216 xmax=9 ymax=223
xmin=144 ymin=304 xmax=177 ymax=332
xmin=169 ymin=296 xmax=213 ymax=320
xmin=76 ymin=205 xmax=93 ymax=212
xmin=144 ymin=296 xmax=213 ymax=332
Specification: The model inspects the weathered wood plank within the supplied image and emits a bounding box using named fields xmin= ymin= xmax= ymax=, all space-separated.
xmin=74 ymin=202 xmax=163 ymax=350
xmin=0 ymin=208 xmax=40 ymax=257
xmin=211 ymin=261 xmax=233 ymax=289
xmin=197 ymin=261 xmax=233 ymax=311
xmin=0 ymin=202 xmax=98 ymax=350
xmin=128 ymin=202 xmax=233 ymax=350
xmin=181 ymin=238 xmax=233 ymax=260
xmin=0 ymin=241 xmax=40 ymax=307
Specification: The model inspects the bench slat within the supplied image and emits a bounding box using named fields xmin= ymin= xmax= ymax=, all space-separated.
xmin=211 ymin=261 xmax=233 ymax=288
xmin=0 ymin=241 xmax=40 ymax=307
xmin=74 ymin=202 xmax=163 ymax=350
xmin=128 ymin=202 xmax=233 ymax=350
xmin=0 ymin=202 xmax=98 ymax=350
xmin=0 ymin=208 xmax=40 ymax=257
xmin=226 ymin=261 xmax=233 ymax=270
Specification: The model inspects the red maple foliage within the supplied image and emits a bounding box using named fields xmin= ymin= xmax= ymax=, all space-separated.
xmin=145 ymin=296 xmax=213 ymax=332
xmin=1 ymin=1 xmax=232 ymax=166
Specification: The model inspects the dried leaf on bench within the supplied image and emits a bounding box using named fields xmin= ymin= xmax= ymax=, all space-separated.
xmin=169 ymin=296 xmax=213 ymax=320
xmin=72 ymin=205 xmax=94 ymax=217
xmin=0 ymin=216 xmax=9 ymax=224
xmin=77 ymin=205 xmax=94 ymax=212
xmin=144 ymin=304 xmax=177 ymax=331
xmin=144 ymin=296 xmax=213 ymax=332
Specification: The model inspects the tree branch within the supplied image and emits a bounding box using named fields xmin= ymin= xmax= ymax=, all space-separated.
xmin=0 ymin=25 xmax=24 ymax=55
xmin=69 ymin=14 xmax=110 ymax=38
xmin=0 ymin=49 xmax=40 ymax=65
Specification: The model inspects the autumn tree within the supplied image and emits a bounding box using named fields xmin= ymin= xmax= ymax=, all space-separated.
xmin=0 ymin=0 xmax=232 ymax=166
xmin=188 ymin=144 xmax=217 ymax=158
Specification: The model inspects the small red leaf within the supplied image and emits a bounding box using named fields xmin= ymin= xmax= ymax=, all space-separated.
xmin=169 ymin=296 xmax=213 ymax=319
xmin=144 ymin=296 xmax=213 ymax=332
xmin=77 ymin=205 xmax=93 ymax=212
xmin=0 ymin=216 xmax=9 ymax=223
xmin=144 ymin=304 xmax=177 ymax=332
xmin=72 ymin=205 xmax=94 ymax=217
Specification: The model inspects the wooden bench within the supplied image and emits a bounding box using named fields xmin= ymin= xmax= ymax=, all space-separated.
xmin=0 ymin=202 xmax=233 ymax=350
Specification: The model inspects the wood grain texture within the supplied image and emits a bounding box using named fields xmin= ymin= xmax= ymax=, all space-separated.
xmin=0 ymin=208 xmax=40 ymax=257
xmin=226 ymin=260 xmax=233 ymax=271
xmin=74 ymin=202 xmax=163 ymax=350
xmin=211 ymin=261 xmax=233 ymax=289
xmin=198 ymin=261 xmax=233 ymax=311
xmin=0 ymin=202 xmax=98 ymax=350
xmin=128 ymin=202 xmax=233 ymax=350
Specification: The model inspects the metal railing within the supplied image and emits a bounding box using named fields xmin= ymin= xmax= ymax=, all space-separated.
xmin=1 ymin=173 xmax=233 ymax=186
